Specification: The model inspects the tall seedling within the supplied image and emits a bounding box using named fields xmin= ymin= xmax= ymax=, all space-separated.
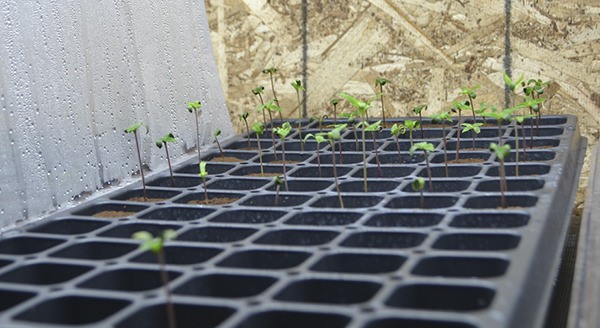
xmin=489 ymin=143 xmax=511 ymax=208
xmin=132 ymin=230 xmax=177 ymax=328
xmin=331 ymin=123 xmax=347 ymax=164
xmin=362 ymin=120 xmax=383 ymax=177
xmin=391 ymin=123 xmax=407 ymax=164
xmin=503 ymin=72 xmax=524 ymax=107
xmin=523 ymin=79 xmax=551 ymax=136
xmin=330 ymin=98 xmax=341 ymax=124
xmin=482 ymin=107 xmax=516 ymax=146
xmin=239 ymin=112 xmax=251 ymax=148
xmin=410 ymin=142 xmax=435 ymax=192
xmin=186 ymin=101 xmax=203 ymax=164
xmin=262 ymin=67 xmax=283 ymax=122
xmin=252 ymin=86 xmax=268 ymax=132
xmin=461 ymin=122 xmax=484 ymax=149
xmin=375 ymin=77 xmax=389 ymax=126
xmin=125 ymin=122 xmax=148 ymax=200
xmin=451 ymin=100 xmax=471 ymax=160
xmin=213 ymin=129 xmax=225 ymax=159
xmin=514 ymin=113 xmax=536 ymax=162
xmin=274 ymin=122 xmax=292 ymax=191
xmin=258 ymin=99 xmax=279 ymax=161
xmin=156 ymin=133 xmax=177 ymax=187
xmin=404 ymin=119 xmax=419 ymax=148
xmin=252 ymin=122 xmax=266 ymax=176
xmin=199 ymin=161 xmax=209 ymax=203
xmin=412 ymin=104 xmax=427 ymax=138
xmin=430 ymin=112 xmax=452 ymax=177
xmin=326 ymin=126 xmax=345 ymax=208
xmin=304 ymin=133 xmax=326 ymax=177
xmin=340 ymin=112 xmax=359 ymax=151
xmin=459 ymin=85 xmax=479 ymax=122
xmin=291 ymin=79 xmax=305 ymax=151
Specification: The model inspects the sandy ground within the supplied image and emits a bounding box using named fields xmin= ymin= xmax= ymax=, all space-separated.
xmin=205 ymin=0 xmax=600 ymax=210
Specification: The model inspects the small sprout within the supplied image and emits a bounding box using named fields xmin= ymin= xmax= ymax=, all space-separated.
xmin=503 ymin=72 xmax=524 ymax=107
xmin=330 ymin=98 xmax=341 ymax=123
xmin=125 ymin=122 xmax=148 ymax=200
xmin=412 ymin=177 xmax=426 ymax=209
xmin=257 ymin=98 xmax=279 ymax=160
xmin=213 ymin=128 xmax=224 ymax=158
xmin=304 ymin=133 xmax=327 ymax=177
xmin=451 ymin=100 xmax=471 ymax=159
xmin=430 ymin=112 xmax=452 ymax=177
xmin=252 ymin=122 xmax=266 ymax=176
xmin=199 ymin=161 xmax=209 ymax=202
xmin=412 ymin=104 xmax=427 ymax=138
xmin=291 ymin=79 xmax=306 ymax=151
xmin=273 ymin=175 xmax=283 ymax=206
xmin=363 ymin=120 xmax=383 ymax=177
xmin=155 ymin=132 xmax=177 ymax=187
xmin=410 ymin=142 xmax=435 ymax=192
xmin=461 ymin=122 xmax=484 ymax=149
xmin=263 ymin=67 xmax=282 ymax=121
xmin=459 ymin=85 xmax=480 ymax=122
xmin=375 ymin=77 xmax=390 ymax=126
xmin=489 ymin=142 xmax=511 ymax=208
xmin=404 ymin=119 xmax=420 ymax=148
xmin=186 ymin=100 xmax=203 ymax=163
xmin=391 ymin=123 xmax=407 ymax=164
xmin=252 ymin=86 xmax=268 ymax=133
xmin=239 ymin=111 xmax=251 ymax=147
xmin=340 ymin=111 xmax=359 ymax=151
xmin=274 ymin=122 xmax=293 ymax=191
xmin=324 ymin=128 xmax=344 ymax=208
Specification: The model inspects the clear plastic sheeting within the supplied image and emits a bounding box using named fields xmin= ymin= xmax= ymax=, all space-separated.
xmin=0 ymin=0 xmax=232 ymax=227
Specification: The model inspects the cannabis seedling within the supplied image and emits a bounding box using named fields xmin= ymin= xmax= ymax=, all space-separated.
xmin=391 ymin=123 xmax=407 ymax=164
xmin=410 ymin=142 xmax=435 ymax=192
xmin=132 ymin=230 xmax=177 ymax=328
xmin=252 ymin=86 xmax=268 ymax=132
xmin=514 ymin=113 xmax=536 ymax=161
xmin=489 ymin=143 xmax=511 ymax=208
xmin=330 ymin=98 xmax=341 ymax=124
xmin=239 ymin=111 xmax=251 ymax=148
xmin=257 ymin=98 xmax=280 ymax=161
xmin=199 ymin=161 xmax=209 ymax=203
xmin=412 ymin=104 xmax=427 ymax=138
xmin=125 ymin=122 xmax=148 ymax=200
xmin=330 ymin=123 xmax=347 ymax=164
xmin=156 ymin=132 xmax=177 ymax=187
xmin=186 ymin=101 xmax=203 ymax=164
xmin=291 ymin=79 xmax=305 ymax=151
xmin=304 ymin=133 xmax=327 ymax=177
xmin=274 ymin=122 xmax=292 ymax=191
xmin=325 ymin=126 xmax=345 ymax=208
xmin=430 ymin=112 xmax=452 ymax=177
xmin=503 ymin=72 xmax=524 ymax=107
xmin=340 ymin=112 xmax=359 ymax=151
xmin=461 ymin=122 xmax=484 ymax=149
xmin=310 ymin=114 xmax=328 ymax=133
xmin=404 ymin=119 xmax=420 ymax=148
xmin=459 ymin=85 xmax=479 ymax=123
xmin=375 ymin=77 xmax=390 ymax=126
xmin=362 ymin=120 xmax=383 ymax=177
xmin=412 ymin=177 xmax=426 ymax=209
xmin=451 ymin=100 xmax=471 ymax=160
xmin=481 ymin=107 xmax=516 ymax=145
xmin=273 ymin=175 xmax=283 ymax=206
xmin=523 ymin=79 xmax=551 ymax=136
xmin=213 ymin=129 xmax=225 ymax=159
xmin=252 ymin=122 xmax=266 ymax=176
xmin=262 ymin=67 xmax=283 ymax=122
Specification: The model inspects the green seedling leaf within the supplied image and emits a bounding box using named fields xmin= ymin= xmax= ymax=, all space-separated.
xmin=132 ymin=229 xmax=176 ymax=253
xmin=461 ymin=122 xmax=483 ymax=134
xmin=375 ymin=77 xmax=389 ymax=87
xmin=262 ymin=67 xmax=277 ymax=75
xmin=411 ymin=177 xmax=425 ymax=192
xmin=214 ymin=129 xmax=222 ymax=138
xmin=515 ymin=114 xmax=536 ymax=124
xmin=364 ymin=120 xmax=382 ymax=132
xmin=186 ymin=100 xmax=202 ymax=113
xmin=125 ymin=122 xmax=145 ymax=134
xmin=155 ymin=132 xmax=176 ymax=148
xmin=451 ymin=100 xmax=471 ymax=113
xmin=339 ymin=92 xmax=372 ymax=114
xmin=239 ymin=112 xmax=249 ymax=121
xmin=330 ymin=98 xmax=341 ymax=106
xmin=304 ymin=133 xmax=326 ymax=144
xmin=252 ymin=122 xmax=265 ymax=135
xmin=459 ymin=85 xmax=479 ymax=99
xmin=291 ymin=79 xmax=305 ymax=91
xmin=410 ymin=142 xmax=435 ymax=156
xmin=198 ymin=161 xmax=208 ymax=179
xmin=430 ymin=112 xmax=452 ymax=124
xmin=503 ymin=72 xmax=524 ymax=92
xmin=274 ymin=122 xmax=292 ymax=139
xmin=273 ymin=175 xmax=283 ymax=186
xmin=391 ymin=123 xmax=407 ymax=137
xmin=252 ymin=86 xmax=265 ymax=95
xmin=404 ymin=120 xmax=420 ymax=131
xmin=412 ymin=104 xmax=427 ymax=115
xmin=489 ymin=142 xmax=511 ymax=160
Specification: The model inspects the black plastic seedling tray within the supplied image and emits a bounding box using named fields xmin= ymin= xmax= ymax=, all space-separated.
xmin=0 ymin=115 xmax=586 ymax=328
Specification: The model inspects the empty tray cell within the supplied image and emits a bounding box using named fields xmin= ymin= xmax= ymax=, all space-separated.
xmin=464 ymin=195 xmax=538 ymax=209
xmin=445 ymin=139 xmax=497 ymax=151
xmin=450 ymin=212 xmax=530 ymax=228
xmin=375 ymin=153 xmax=425 ymax=165
xmin=523 ymin=116 xmax=567 ymax=125
xmin=313 ymin=153 xmax=364 ymax=165
xmin=506 ymin=138 xmax=560 ymax=149
xmin=116 ymin=303 xmax=235 ymax=328
xmin=278 ymin=140 xmax=322 ymax=152
xmin=397 ymin=129 xmax=448 ymax=139
xmin=291 ymin=166 xmax=353 ymax=178
xmin=339 ymin=140 xmax=384 ymax=152
xmin=226 ymin=139 xmax=273 ymax=151
xmin=78 ymin=268 xmax=181 ymax=292
xmin=14 ymin=295 xmax=130 ymax=325
xmin=365 ymin=213 xmax=444 ymax=227
xmin=130 ymin=245 xmax=223 ymax=265
xmin=311 ymin=195 xmax=383 ymax=208
xmin=0 ymin=259 xmax=12 ymax=269
xmin=175 ymin=162 xmax=235 ymax=174
xmin=384 ymin=140 xmax=436 ymax=152
xmin=476 ymin=179 xmax=544 ymax=192
xmin=260 ymin=153 xmax=311 ymax=164
xmin=208 ymin=178 xmax=269 ymax=190
xmin=174 ymin=192 xmax=242 ymax=205
xmin=140 ymin=207 xmax=215 ymax=222
xmin=402 ymin=180 xmax=470 ymax=193
xmin=28 ymin=218 xmax=110 ymax=235
xmin=209 ymin=209 xmax=286 ymax=224
xmin=385 ymin=284 xmax=495 ymax=311
xmin=433 ymin=233 xmax=521 ymax=251
xmin=49 ymin=241 xmax=137 ymax=260
xmin=420 ymin=165 xmax=481 ymax=177
xmin=253 ymin=229 xmax=339 ymax=246
xmin=174 ymin=273 xmax=277 ymax=298
xmin=0 ymin=262 xmax=93 ymax=285
xmin=290 ymin=129 xmax=322 ymax=139
xmin=340 ymin=180 xmax=399 ymax=192
xmin=0 ymin=236 xmax=65 ymax=255
xmin=498 ymin=150 xmax=555 ymax=163
xmin=431 ymin=152 xmax=490 ymax=164
xmin=178 ymin=227 xmax=257 ymax=243
xmin=99 ymin=222 xmax=183 ymax=238
xmin=341 ymin=232 xmax=426 ymax=249
xmin=233 ymin=310 xmax=350 ymax=328
xmin=217 ymin=249 xmax=310 ymax=270
xmin=203 ymin=151 xmax=256 ymax=162
xmin=0 ymin=288 xmax=36 ymax=312
xmin=241 ymin=194 xmax=312 ymax=207
xmin=110 ymin=189 xmax=181 ymax=202
xmin=365 ymin=317 xmax=476 ymax=328
xmin=495 ymin=165 xmax=550 ymax=179
xmin=351 ymin=166 xmax=415 ymax=178
xmin=510 ymin=127 xmax=563 ymax=137
xmin=229 ymin=165 xmax=287 ymax=177
xmin=285 ymin=211 xmax=362 ymax=226
xmin=274 ymin=278 xmax=381 ymax=304
xmin=72 ymin=203 xmax=148 ymax=218
xmin=412 ymin=256 xmax=509 ymax=278
xmin=385 ymin=196 xmax=458 ymax=209
xmin=267 ymin=180 xmax=332 ymax=192
xmin=311 ymin=253 xmax=405 ymax=274
xmin=147 ymin=176 xmax=204 ymax=188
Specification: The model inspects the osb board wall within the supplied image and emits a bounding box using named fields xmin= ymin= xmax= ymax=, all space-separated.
xmin=205 ymin=0 xmax=599 ymax=208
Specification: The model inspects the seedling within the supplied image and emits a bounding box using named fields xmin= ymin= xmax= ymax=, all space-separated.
xmin=461 ymin=122 xmax=484 ymax=149
xmin=213 ymin=129 xmax=225 ymax=159
xmin=412 ymin=177 xmax=426 ymax=209
xmin=520 ymin=96 xmax=546 ymax=144
xmin=410 ymin=142 xmax=435 ymax=192
xmin=310 ymin=114 xmax=328 ymax=133
xmin=330 ymin=123 xmax=347 ymax=164
xmin=155 ymin=132 xmax=177 ymax=187
xmin=489 ymin=143 xmax=511 ymax=208
xmin=252 ymin=122 xmax=266 ymax=176
xmin=391 ymin=123 xmax=407 ymax=164
xmin=330 ymin=98 xmax=341 ymax=123
xmin=238 ymin=111 xmax=251 ymax=148
xmin=252 ymin=86 xmax=268 ymax=132
xmin=514 ymin=113 xmax=536 ymax=164
xmin=273 ymin=176 xmax=283 ymax=206
xmin=481 ymin=106 xmax=516 ymax=145
xmin=199 ymin=161 xmax=209 ymax=203
xmin=125 ymin=122 xmax=148 ymax=200
xmin=132 ymin=229 xmax=177 ymax=328
xmin=304 ymin=133 xmax=327 ymax=177
xmin=325 ymin=126 xmax=345 ymax=208
xmin=404 ymin=119 xmax=420 ymax=148
xmin=475 ymin=102 xmax=492 ymax=125
xmin=362 ymin=120 xmax=383 ymax=177
xmin=291 ymin=79 xmax=305 ymax=151
xmin=451 ymin=100 xmax=471 ymax=159
xmin=459 ymin=85 xmax=479 ymax=122
xmin=340 ymin=112 xmax=359 ymax=151
xmin=186 ymin=101 xmax=203 ymax=163
xmin=274 ymin=122 xmax=292 ymax=191
xmin=431 ymin=112 xmax=452 ymax=177
xmin=262 ymin=67 xmax=283 ymax=121
xmin=412 ymin=104 xmax=427 ymax=138
xmin=503 ymin=72 xmax=524 ymax=107
xmin=375 ymin=77 xmax=390 ymax=126
xmin=523 ymin=79 xmax=551 ymax=134
xmin=257 ymin=98 xmax=279 ymax=160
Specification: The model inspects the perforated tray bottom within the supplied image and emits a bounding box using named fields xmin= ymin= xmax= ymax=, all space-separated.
xmin=0 ymin=115 xmax=585 ymax=328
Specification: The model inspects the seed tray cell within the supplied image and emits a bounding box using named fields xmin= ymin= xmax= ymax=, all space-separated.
xmin=0 ymin=115 xmax=584 ymax=328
